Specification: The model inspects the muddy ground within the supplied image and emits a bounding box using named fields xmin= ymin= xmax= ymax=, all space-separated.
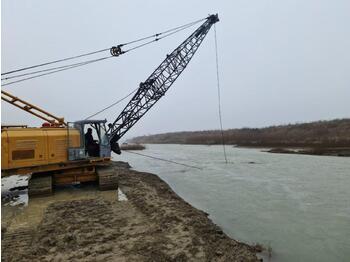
xmin=2 ymin=162 xmax=260 ymax=262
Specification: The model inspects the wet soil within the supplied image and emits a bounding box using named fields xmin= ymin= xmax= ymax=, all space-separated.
xmin=2 ymin=162 xmax=259 ymax=262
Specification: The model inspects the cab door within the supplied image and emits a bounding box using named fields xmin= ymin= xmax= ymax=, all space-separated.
xmin=97 ymin=124 xmax=110 ymax=158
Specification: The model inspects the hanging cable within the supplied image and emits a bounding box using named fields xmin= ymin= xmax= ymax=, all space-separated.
xmin=85 ymin=87 xmax=139 ymax=120
xmin=124 ymin=150 xmax=202 ymax=170
xmin=214 ymin=24 xmax=228 ymax=164
xmin=2 ymin=57 xmax=112 ymax=87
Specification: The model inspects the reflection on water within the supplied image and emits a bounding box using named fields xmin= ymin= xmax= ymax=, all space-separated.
xmin=116 ymin=144 xmax=350 ymax=262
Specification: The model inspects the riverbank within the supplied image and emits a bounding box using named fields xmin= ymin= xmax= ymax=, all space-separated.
xmin=117 ymin=144 xmax=350 ymax=261
xmin=129 ymin=119 xmax=350 ymax=154
xmin=1 ymin=161 xmax=260 ymax=261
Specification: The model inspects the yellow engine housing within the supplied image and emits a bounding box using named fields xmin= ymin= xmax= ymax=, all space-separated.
xmin=1 ymin=127 xmax=81 ymax=170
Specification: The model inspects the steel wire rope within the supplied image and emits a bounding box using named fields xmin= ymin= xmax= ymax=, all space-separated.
xmin=124 ymin=150 xmax=202 ymax=170
xmin=1 ymin=17 xmax=206 ymax=77
xmin=118 ymin=23 xmax=204 ymax=129
xmin=1 ymin=57 xmax=112 ymax=87
xmin=84 ymin=87 xmax=139 ymax=120
xmin=214 ymin=24 xmax=228 ymax=164
xmin=124 ymin=19 xmax=204 ymax=53
xmin=1 ymin=18 xmax=205 ymax=86
xmin=1 ymin=49 xmax=110 ymax=76
xmin=1 ymin=57 xmax=112 ymax=81
xmin=121 ymin=17 xmax=206 ymax=46
xmin=83 ymin=22 xmax=203 ymax=120
xmin=2 ymin=22 xmax=196 ymax=84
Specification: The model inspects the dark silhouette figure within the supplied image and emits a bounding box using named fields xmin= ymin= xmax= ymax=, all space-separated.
xmin=85 ymin=128 xmax=98 ymax=156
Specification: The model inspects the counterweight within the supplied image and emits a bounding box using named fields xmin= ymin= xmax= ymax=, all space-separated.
xmin=108 ymin=14 xmax=219 ymax=149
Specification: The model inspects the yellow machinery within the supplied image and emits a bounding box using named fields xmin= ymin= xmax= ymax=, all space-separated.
xmin=1 ymin=14 xmax=219 ymax=195
xmin=2 ymin=127 xmax=80 ymax=169
xmin=1 ymin=90 xmax=114 ymax=195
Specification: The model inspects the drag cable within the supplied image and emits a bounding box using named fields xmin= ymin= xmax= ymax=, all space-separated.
xmin=124 ymin=151 xmax=202 ymax=170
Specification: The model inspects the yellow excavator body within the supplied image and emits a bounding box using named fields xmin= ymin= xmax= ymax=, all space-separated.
xmin=1 ymin=126 xmax=115 ymax=194
xmin=1 ymin=127 xmax=81 ymax=170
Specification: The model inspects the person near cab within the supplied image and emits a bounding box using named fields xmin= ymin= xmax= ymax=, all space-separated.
xmin=85 ymin=128 xmax=98 ymax=156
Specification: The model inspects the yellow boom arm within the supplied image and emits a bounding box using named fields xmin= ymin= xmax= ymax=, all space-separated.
xmin=1 ymin=90 xmax=66 ymax=126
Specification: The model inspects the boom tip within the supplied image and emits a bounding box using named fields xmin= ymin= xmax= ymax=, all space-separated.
xmin=207 ymin=14 xmax=219 ymax=24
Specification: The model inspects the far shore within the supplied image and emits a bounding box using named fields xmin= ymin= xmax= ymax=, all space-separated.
xmin=120 ymin=143 xmax=146 ymax=151
xmin=264 ymin=147 xmax=350 ymax=157
xmin=131 ymin=143 xmax=350 ymax=157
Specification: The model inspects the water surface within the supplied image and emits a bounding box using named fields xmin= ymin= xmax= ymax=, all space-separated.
xmin=116 ymin=144 xmax=350 ymax=262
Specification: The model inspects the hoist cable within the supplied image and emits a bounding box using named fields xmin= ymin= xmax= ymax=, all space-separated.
xmin=2 ymin=57 xmax=111 ymax=87
xmin=214 ymin=24 xmax=228 ymax=164
xmin=85 ymin=87 xmax=139 ymax=120
xmin=124 ymin=21 xmax=200 ymax=53
xmin=1 ymin=17 xmax=206 ymax=77
xmin=121 ymin=17 xmax=206 ymax=46
xmin=124 ymin=150 xmax=202 ymax=170
xmin=1 ymin=48 xmax=109 ymax=76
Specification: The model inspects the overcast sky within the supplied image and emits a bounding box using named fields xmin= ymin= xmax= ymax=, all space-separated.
xmin=2 ymin=0 xmax=349 ymax=140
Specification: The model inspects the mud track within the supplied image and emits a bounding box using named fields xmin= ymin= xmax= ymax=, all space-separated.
xmin=2 ymin=162 xmax=259 ymax=262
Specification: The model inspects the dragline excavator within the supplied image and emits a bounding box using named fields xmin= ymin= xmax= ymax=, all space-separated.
xmin=1 ymin=14 xmax=219 ymax=195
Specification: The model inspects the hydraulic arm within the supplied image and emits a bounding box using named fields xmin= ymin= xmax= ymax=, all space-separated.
xmin=107 ymin=14 xmax=219 ymax=152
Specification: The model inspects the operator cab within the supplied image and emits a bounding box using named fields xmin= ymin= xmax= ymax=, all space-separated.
xmin=68 ymin=120 xmax=111 ymax=161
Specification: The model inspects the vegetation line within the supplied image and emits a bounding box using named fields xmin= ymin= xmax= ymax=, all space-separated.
xmin=130 ymin=119 xmax=350 ymax=148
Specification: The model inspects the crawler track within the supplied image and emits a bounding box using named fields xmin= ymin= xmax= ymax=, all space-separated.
xmin=97 ymin=166 xmax=119 ymax=191
xmin=28 ymin=175 xmax=52 ymax=197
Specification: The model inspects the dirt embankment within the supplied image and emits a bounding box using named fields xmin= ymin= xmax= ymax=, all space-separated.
xmin=2 ymin=162 xmax=260 ymax=262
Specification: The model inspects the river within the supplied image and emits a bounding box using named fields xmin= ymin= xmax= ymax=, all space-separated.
xmin=116 ymin=144 xmax=350 ymax=262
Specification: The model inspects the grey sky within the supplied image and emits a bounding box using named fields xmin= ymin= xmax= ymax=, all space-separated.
xmin=2 ymin=0 xmax=350 ymax=140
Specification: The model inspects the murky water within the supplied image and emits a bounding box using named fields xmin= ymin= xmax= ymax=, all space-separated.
xmin=116 ymin=144 xmax=350 ymax=262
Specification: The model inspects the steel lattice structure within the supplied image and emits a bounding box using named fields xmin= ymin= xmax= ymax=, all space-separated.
xmin=108 ymin=14 xmax=219 ymax=150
